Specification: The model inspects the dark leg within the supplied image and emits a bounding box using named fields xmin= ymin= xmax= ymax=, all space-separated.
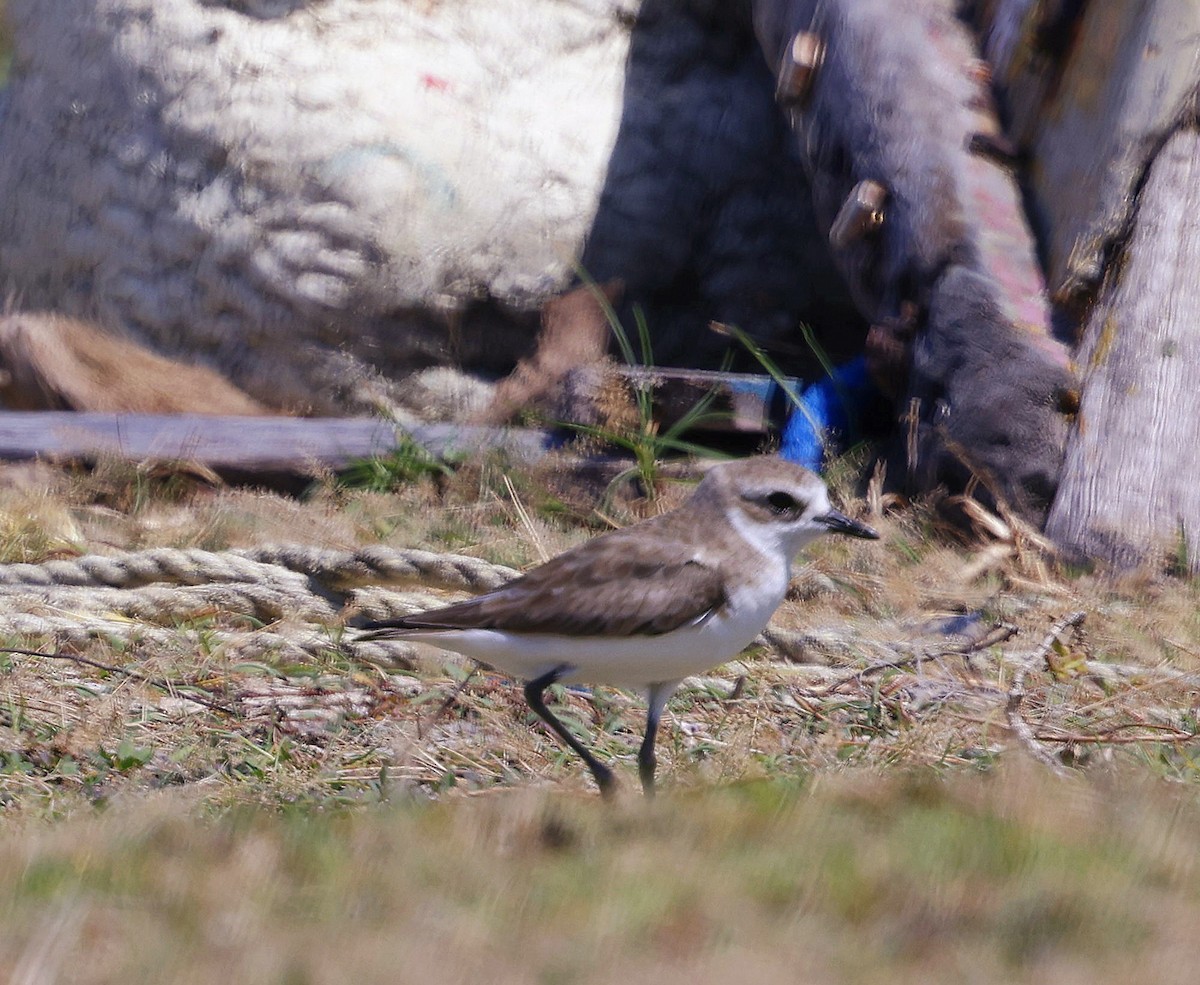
xmin=638 ymin=682 xmax=675 ymax=798
xmin=524 ymin=668 xmax=615 ymax=798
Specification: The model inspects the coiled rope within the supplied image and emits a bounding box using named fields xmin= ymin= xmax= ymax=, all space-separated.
xmin=0 ymin=544 xmax=833 ymax=669
xmin=0 ymin=545 xmax=519 ymax=667
xmin=0 ymin=544 xmax=517 ymax=592
xmin=0 ymin=545 xmax=818 ymax=705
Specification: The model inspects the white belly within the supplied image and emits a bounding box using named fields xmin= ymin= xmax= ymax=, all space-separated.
xmin=403 ymin=577 xmax=787 ymax=687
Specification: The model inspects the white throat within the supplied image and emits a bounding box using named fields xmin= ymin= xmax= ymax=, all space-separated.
xmin=726 ymin=505 xmax=792 ymax=572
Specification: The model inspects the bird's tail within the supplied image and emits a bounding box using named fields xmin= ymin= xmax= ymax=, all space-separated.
xmin=352 ymin=618 xmax=426 ymax=642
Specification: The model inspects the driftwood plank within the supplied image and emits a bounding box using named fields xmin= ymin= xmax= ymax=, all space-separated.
xmin=0 ymin=365 xmax=796 ymax=476
xmin=610 ymin=367 xmax=795 ymax=434
xmin=0 ymin=413 xmax=555 ymax=473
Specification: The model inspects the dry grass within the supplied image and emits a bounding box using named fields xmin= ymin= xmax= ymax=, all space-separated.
xmin=1 ymin=771 xmax=1198 ymax=984
xmin=0 ymin=454 xmax=1199 ymax=980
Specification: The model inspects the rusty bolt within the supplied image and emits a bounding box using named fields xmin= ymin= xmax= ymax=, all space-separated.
xmin=776 ymin=31 xmax=825 ymax=109
xmin=829 ymin=179 xmax=887 ymax=251
xmin=1057 ymin=388 xmax=1081 ymax=415
xmin=968 ymin=130 xmax=1021 ymax=168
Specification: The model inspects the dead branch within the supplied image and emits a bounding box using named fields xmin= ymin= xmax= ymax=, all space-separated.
xmin=817 ymin=622 xmax=1018 ymax=695
xmin=417 ymin=663 xmax=483 ymax=740
xmin=0 ymin=645 xmax=237 ymax=715
xmin=1003 ymin=611 xmax=1086 ymax=776
xmin=1033 ymin=723 xmax=1200 ymax=745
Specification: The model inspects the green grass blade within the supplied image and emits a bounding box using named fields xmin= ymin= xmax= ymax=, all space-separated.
xmin=799 ymin=322 xmax=858 ymax=434
xmin=574 ymin=264 xmax=637 ymax=367
xmin=724 ymin=324 xmax=830 ymax=461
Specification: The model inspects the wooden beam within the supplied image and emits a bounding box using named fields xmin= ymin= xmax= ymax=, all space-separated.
xmin=0 ymin=412 xmax=555 ymax=473
xmin=752 ymin=0 xmax=1075 ymax=519
xmin=0 ymin=366 xmax=795 ymax=479
xmin=613 ymin=366 xmax=796 ymax=434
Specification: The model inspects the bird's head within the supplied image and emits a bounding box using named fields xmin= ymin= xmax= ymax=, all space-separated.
xmin=696 ymin=456 xmax=879 ymax=558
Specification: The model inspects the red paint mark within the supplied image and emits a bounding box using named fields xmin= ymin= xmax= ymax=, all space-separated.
xmin=420 ymin=73 xmax=451 ymax=92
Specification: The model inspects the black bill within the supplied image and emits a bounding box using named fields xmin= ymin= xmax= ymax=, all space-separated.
xmin=818 ymin=509 xmax=880 ymax=540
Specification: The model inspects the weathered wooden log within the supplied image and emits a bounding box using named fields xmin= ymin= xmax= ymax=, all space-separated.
xmin=0 ymin=413 xmax=553 ymax=475
xmin=977 ymin=0 xmax=1200 ymax=314
xmin=752 ymin=0 xmax=1076 ymax=520
xmin=977 ymin=0 xmax=1200 ymax=569
xmin=1044 ymin=131 xmax=1200 ymax=569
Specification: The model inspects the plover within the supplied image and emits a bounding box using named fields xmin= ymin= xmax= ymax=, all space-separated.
xmin=359 ymin=456 xmax=878 ymax=796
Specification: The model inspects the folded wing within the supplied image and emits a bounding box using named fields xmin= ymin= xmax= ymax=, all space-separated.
xmin=386 ymin=535 xmax=727 ymax=637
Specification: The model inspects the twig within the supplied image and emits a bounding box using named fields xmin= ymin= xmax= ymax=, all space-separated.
xmin=1033 ymin=723 xmax=1200 ymax=745
xmin=905 ymin=397 xmax=921 ymax=481
xmin=0 ymin=646 xmax=236 ymax=715
xmin=417 ymin=663 xmax=482 ymax=740
xmin=1004 ymin=611 xmax=1086 ymax=776
xmin=501 ymin=474 xmax=550 ymax=564
xmin=818 ymin=622 xmax=1018 ymax=695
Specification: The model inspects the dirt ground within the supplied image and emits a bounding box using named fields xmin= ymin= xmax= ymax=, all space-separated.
xmin=0 ymin=452 xmax=1197 ymax=982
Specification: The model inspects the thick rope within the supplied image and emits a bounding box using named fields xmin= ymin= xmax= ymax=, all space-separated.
xmin=0 ymin=582 xmax=339 ymax=624
xmin=0 ymin=545 xmax=516 ymax=592
xmin=0 ymin=609 xmax=416 ymax=666
xmin=0 ymin=549 xmax=302 ymax=589
xmin=0 ymin=545 xmax=501 ymax=673
xmin=348 ymin=587 xmax=468 ymax=622
xmin=238 ymin=544 xmax=517 ymax=591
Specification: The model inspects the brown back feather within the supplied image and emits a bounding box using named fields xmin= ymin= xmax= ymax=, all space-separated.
xmin=395 ymin=527 xmax=728 ymax=637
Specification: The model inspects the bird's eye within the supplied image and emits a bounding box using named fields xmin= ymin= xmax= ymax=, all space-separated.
xmin=765 ymin=491 xmax=801 ymax=515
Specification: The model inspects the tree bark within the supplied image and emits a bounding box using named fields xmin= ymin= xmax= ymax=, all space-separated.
xmin=1045 ymin=130 xmax=1200 ymax=570
xmin=976 ymin=0 xmax=1200 ymax=310
xmin=976 ymin=0 xmax=1200 ymax=569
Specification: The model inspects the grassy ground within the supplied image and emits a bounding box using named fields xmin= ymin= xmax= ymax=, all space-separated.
xmin=0 ymin=453 xmax=1199 ymax=982
xmin=3 ymin=771 xmax=1199 ymax=984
